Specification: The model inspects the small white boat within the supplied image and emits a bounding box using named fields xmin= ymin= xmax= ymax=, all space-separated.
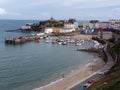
xmin=40 ymin=36 xmax=43 ymax=39
xmin=45 ymin=40 xmax=51 ymax=43
xmin=75 ymin=41 xmax=81 ymax=46
xmin=58 ymin=42 xmax=62 ymax=45
xmin=62 ymin=41 xmax=68 ymax=45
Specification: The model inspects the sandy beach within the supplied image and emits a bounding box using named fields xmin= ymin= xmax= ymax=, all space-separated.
xmin=61 ymin=34 xmax=98 ymax=40
xmin=33 ymin=58 xmax=105 ymax=90
xmin=72 ymin=34 xmax=98 ymax=39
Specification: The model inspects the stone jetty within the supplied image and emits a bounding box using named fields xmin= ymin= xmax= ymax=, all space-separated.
xmin=5 ymin=35 xmax=39 ymax=44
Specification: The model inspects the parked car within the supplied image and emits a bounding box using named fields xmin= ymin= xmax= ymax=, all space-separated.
xmin=83 ymin=83 xmax=91 ymax=88
xmin=83 ymin=79 xmax=95 ymax=88
xmin=87 ymin=79 xmax=95 ymax=83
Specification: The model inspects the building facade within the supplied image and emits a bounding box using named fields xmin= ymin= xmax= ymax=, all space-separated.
xmin=98 ymin=31 xmax=113 ymax=40
xmin=83 ymin=21 xmax=87 ymax=29
xmin=64 ymin=18 xmax=78 ymax=29
xmin=97 ymin=22 xmax=109 ymax=29
xmin=109 ymin=23 xmax=120 ymax=30
xmin=64 ymin=22 xmax=74 ymax=29
xmin=89 ymin=20 xmax=99 ymax=29
xmin=89 ymin=23 xmax=97 ymax=29
xmin=52 ymin=28 xmax=62 ymax=33
xmin=44 ymin=28 xmax=53 ymax=34
xmin=109 ymin=19 xmax=120 ymax=23
xmin=61 ymin=28 xmax=75 ymax=33
xmin=108 ymin=19 xmax=120 ymax=30
xmin=74 ymin=22 xmax=79 ymax=29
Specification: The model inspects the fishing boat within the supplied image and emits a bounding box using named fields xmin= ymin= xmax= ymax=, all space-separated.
xmin=45 ymin=40 xmax=51 ymax=43
xmin=58 ymin=42 xmax=62 ymax=45
xmin=75 ymin=41 xmax=81 ymax=46
xmin=62 ymin=41 xmax=68 ymax=45
xmin=52 ymin=40 xmax=57 ymax=44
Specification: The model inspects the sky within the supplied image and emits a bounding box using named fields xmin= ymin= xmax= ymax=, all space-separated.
xmin=0 ymin=0 xmax=120 ymax=20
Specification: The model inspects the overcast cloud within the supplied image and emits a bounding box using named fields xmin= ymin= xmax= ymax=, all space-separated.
xmin=0 ymin=0 xmax=120 ymax=20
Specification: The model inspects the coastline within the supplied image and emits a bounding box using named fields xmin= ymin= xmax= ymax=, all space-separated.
xmin=33 ymin=57 xmax=105 ymax=90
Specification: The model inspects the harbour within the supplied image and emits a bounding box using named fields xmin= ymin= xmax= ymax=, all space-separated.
xmin=0 ymin=20 xmax=98 ymax=90
xmin=0 ymin=0 xmax=120 ymax=89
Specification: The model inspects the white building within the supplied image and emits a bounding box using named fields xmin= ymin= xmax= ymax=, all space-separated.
xmin=109 ymin=19 xmax=120 ymax=23
xmin=61 ymin=28 xmax=75 ymax=33
xmin=109 ymin=23 xmax=120 ymax=30
xmin=109 ymin=19 xmax=120 ymax=30
xmin=44 ymin=28 xmax=53 ymax=34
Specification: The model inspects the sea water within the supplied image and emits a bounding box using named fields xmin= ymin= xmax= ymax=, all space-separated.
xmin=0 ymin=20 xmax=98 ymax=90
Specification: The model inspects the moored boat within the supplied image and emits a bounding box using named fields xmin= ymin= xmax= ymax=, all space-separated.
xmin=75 ymin=41 xmax=81 ymax=46
xmin=58 ymin=42 xmax=62 ymax=45
xmin=45 ymin=40 xmax=51 ymax=43
xmin=52 ymin=40 xmax=57 ymax=44
xmin=62 ymin=41 xmax=68 ymax=45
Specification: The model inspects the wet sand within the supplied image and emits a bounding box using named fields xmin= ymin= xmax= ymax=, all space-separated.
xmin=33 ymin=58 xmax=105 ymax=90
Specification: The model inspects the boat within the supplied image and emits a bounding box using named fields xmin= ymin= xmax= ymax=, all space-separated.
xmin=58 ymin=42 xmax=62 ymax=45
xmin=45 ymin=40 xmax=51 ymax=43
xmin=75 ymin=41 xmax=81 ymax=46
xmin=52 ymin=40 xmax=57 ymax=44
xmin=40 ymin=36 xmax=43 ymax=39
xmin=62 ymin=41 xmax=68 ymax=45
